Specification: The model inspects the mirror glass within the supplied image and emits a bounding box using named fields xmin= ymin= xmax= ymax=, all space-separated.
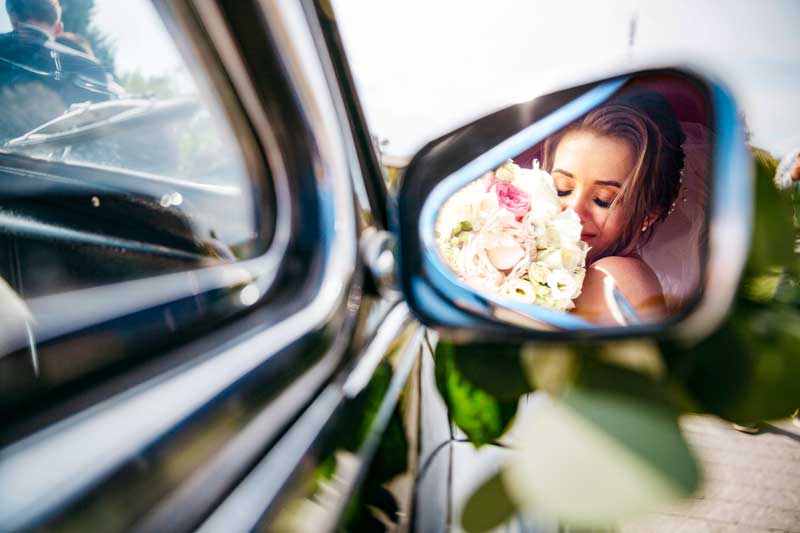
xmin=430 ymin=74 xmax=712 ymax=328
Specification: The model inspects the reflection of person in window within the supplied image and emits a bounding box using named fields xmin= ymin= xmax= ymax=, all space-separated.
xmin=55 ymin=31 xmax=96 ymax=59
xmin=542 ymin=90 xmax=687 ymax=324
xmin=0 ymin=0 xmax=121 ymax=137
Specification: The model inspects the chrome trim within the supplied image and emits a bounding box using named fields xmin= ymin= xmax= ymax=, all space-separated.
xmin=342 ymin=302 xmax=412 ymax=397
xmin=197 ymin=304 xmax=419 ymax=532
xmin=0 ymin=0 xmax=359 ymax=529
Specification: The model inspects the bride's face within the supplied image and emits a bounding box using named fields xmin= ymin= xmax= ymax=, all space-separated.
xmin=551 ymin=130 xmax=636 ymax=261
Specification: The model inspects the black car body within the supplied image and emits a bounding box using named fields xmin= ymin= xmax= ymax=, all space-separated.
xmin=0 ymin=1 xmax=786 ymax=532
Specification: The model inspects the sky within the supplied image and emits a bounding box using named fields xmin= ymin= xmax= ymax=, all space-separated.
xmin=2 ymin=1 xmax=799 ymax=158
xmin=331 ymin=0 xmax=800 ymax=158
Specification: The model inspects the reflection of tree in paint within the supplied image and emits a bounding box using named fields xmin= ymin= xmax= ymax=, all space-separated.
xmin=60 ymin=0 xmax=116 ymax=73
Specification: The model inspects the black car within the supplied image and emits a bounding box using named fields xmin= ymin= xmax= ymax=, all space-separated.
xmin=0 ymin=1 xmax=791 ymax=532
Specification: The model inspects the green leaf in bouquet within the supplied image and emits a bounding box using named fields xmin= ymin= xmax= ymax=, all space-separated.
xmin=502 ymin=386 xmax=698 ymax=528
xmin=461 ymin=472 xmax=518 ymax=533
xmin=434 ymin=342 xmax=527 ymax=446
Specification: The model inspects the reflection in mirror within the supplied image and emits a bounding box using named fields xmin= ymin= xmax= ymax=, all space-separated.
xmin=432 ymin=75 xmax=712 ymax=329
xmin=775 ymin=146 xmax=800 ymax=191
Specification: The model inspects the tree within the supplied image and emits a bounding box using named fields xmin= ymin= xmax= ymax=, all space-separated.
xmin=59 ymin=0 xmax=116 ymax=73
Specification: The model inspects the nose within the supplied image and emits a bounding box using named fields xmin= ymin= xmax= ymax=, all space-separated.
xmin=563 ymin=192 xmax=592 ymax=225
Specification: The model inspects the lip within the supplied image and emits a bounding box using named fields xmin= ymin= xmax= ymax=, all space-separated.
xmin=580 ymin=232 xmax=596 ymax=240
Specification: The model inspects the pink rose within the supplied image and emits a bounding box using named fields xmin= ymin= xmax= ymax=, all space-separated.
xmin=490 ymin=180 xmax=530 ymax=217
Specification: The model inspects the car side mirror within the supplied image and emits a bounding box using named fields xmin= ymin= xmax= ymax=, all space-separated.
xmin=396 ymin=68 xmax=752 ymax=343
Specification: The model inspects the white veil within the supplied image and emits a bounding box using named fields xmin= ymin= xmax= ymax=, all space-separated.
xmin=640 ymin=122 xmax=711 ymax=313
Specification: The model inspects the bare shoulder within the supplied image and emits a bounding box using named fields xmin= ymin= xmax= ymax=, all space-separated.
xmin=589 ymin=256 xmax=662 ymax=295
xmin=572 ymin=255 xmax=665 ymax=324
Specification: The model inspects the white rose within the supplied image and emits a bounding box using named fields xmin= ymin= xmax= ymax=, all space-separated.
xmin=500 ymin=279 xmax=537 ymax=303
xmin=459 ymin=236 xmax=504 ymax=289
xmin=549 ymin=208 xmax=583 ymax=244
xmin=547 ymin=269 xmax=578 ymax=302
xmin=528 ymin=262 xmax=552 ymax=284
xmin=486 ymin=239 xmax=525 ymax=270
xmin=539 ymin=249 xmax=564 ymax=270
xmin=515 ymin=169 xmax=562 ymax=226
xmin=538 ymin=227 xmax=565 ymax=251
xmin=436 ymin=178 xmax=499 ymax=239
xmin=560 ymin=243 xmax=588 ymax=271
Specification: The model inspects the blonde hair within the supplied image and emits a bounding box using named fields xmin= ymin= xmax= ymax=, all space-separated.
xmin=542 ymin=92 xmax=685 ymax=258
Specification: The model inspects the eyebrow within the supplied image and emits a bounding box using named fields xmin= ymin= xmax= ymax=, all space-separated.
xmin=552 ymin=169 xmax=622 ymax=188
xmin=594 ymin=180 xmax=622 ymax=188
xmin=552 ymin=168 xmax=573 ymax=178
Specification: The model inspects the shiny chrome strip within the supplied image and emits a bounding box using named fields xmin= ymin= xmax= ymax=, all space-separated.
xmin=0 ymin=0 xmax=358 ymax=528
xmin=198 ymin=304 xmax=417 ymax=532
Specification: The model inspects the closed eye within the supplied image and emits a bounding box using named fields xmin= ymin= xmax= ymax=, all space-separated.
xmin=556 ymin=188 xmax=571 ymax=197
xmin=594 ymin=197 xmax=611 ymax=208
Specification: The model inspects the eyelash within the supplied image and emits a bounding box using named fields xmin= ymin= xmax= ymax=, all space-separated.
xmin=555 ymin=188 xmax=613 ymax=209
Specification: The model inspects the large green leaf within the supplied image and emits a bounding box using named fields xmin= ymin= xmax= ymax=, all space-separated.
xmin=434 ymin=342 xmax=527 ymax=446
xmin=444 ymin=342 xmax=533 ymax=401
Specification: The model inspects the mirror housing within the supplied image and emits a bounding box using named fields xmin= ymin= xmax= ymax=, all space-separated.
xmin=396 ymin=67 xmax=752 ymax=344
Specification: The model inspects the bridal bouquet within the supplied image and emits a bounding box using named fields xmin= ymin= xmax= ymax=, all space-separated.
xmin=435 ymin=160 xmax=589 ymax=311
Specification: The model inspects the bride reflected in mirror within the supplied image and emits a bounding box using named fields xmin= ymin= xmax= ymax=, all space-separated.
xmin=542 ymin=89 xmax=703 ymax=325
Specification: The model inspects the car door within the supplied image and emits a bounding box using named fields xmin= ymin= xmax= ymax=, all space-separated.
xmin=0 ymin=1 xmax=428 ymax=531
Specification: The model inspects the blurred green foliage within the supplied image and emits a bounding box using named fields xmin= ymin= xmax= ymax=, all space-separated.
xmin=664 ymin=148 xmax=800 ymax=423
xmin=461 ymin=473 xmax=517 ymax=533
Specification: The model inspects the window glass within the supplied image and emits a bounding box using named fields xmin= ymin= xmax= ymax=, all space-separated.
xmin=0 ymin=0 xmax=265 ymax=299
xmin=0 ymin=1 xmax=272 ymax=410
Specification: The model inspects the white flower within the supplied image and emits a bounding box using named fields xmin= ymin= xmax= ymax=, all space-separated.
xmin=539 ymin=249 xmax=565 ymax=270
xmin=486 ymin=240 xmax=525 ymax=270
xmin=435 ymin=159 xmax=587 ymax=313
xmin=515 ymin=168 xmax=561 ymax=226
xmin=549 ymin=208 xmax=583 ymax=243
xmin=494 ymin=160 xmax=520 ymax=182
xmin=561 ymin=243 xmax=588 ymax=271
xmin=500 ymin=279 xmax=537 ymax=303
xmin=436 ymin=177 xmax=498 ymax=240
xmin=459 ymin=235 xmax=504 ymax=289
xmin=547 ymin=269 xmax=578 ymax=302
xmin=528 ymin=262 xmax=552 ymax=284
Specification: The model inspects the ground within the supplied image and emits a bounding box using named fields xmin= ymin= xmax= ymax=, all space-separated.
xmin=622 ymin=415 xmax=800 ymax=533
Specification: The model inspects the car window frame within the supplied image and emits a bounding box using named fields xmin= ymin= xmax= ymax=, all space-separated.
xmin=0 ymin=0 xmax=289 ymax=413
xmin=0 ymin=0 xmax=363 ymax=528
